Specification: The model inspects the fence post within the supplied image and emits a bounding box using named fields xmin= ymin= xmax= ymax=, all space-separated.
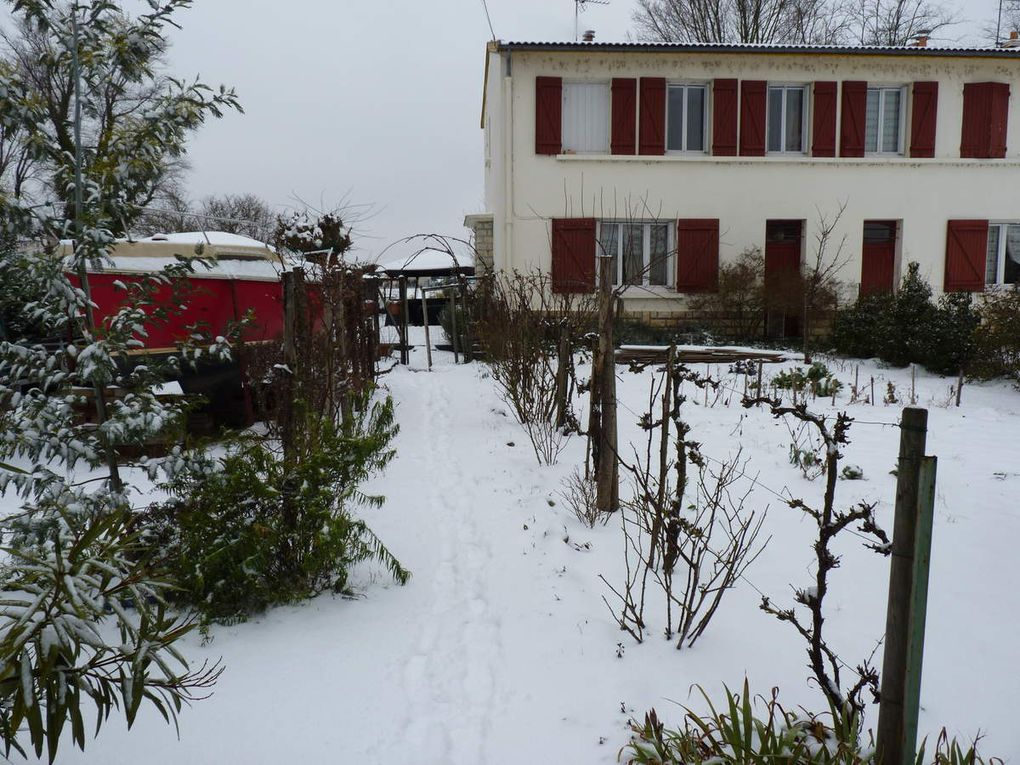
xmin=595 ymin=257 xmax=619 ymax=514
xmin=448 ymin=283 xmax=460 ymax=364
xmin=876 ymin=406 xmax=930 ymax=765
xmin=421 ymin=289 xmax=433 ymax=371
xmin=554 ymin=322 xmax=570 ymax=428
xmin=398 ymin=276 xmax=409 ymax=365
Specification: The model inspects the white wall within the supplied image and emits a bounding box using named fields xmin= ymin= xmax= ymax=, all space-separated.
xmin=482 ymin=47 xmax=1020 ymax=309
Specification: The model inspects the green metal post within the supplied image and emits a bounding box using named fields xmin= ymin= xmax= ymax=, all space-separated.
xmin=902 ymin=456 xmax=937 ymax=765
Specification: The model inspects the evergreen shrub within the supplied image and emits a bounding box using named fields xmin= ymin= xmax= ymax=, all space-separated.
xmin=142 ymin=394 xmax=409 ymax=622
xmin=831 ymin=263 xmax=981 ymax=376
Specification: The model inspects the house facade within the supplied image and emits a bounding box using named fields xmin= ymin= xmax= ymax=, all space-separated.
xmin=466 ymin=39 xmax=1020 ymax=328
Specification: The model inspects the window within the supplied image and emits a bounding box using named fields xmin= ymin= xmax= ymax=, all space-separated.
xmin=767 ymin=85 xmax=807 ymax=153
xmin=985 ymin=223 xmax=1020 ymax=286
xmin=666 ymin=84 xmax=707 ymax=152
xmin=598 ymin=222 xmax=673 ymax=287
xmin=865 ymin=86 xmax=904 ymax=154
xmin=562 ymin=82 xmax=610 ymax=153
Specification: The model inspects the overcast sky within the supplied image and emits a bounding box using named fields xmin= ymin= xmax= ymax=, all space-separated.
xmin=164 ymin=0 xmax=999 ymax=259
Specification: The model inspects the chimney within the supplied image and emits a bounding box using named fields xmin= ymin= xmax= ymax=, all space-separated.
xmin=910 ymin=29 xmax=931 ymax=47
xmin=1001 ymin=30 xmax=1020 ymax=47
xmin=582 ymin=29 xmax=595 ymax=42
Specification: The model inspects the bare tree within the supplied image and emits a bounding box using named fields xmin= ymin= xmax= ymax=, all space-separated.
xmin=135 ymin=192 xmax=278 ymax=243
xmin=850 ymin=0 xmax=958 ymax=45
xmin=802 ymin=201 xmax=851 ymax=362
xmin=631 ymin=0 xmax=847 ymax=44
xmin=200 ymin=193 xmax=278 ymax=242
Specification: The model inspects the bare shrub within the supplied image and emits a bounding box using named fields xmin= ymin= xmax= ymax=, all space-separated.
xmin=688 ymin=247 xmax=766 ymax=342
xmin=560 ymin=467 xmax=604 ymax=528
xmin=474 ymin=270 xmax=596 ymax=465
xmin=602 ymin=350 xmax=770 ymax=649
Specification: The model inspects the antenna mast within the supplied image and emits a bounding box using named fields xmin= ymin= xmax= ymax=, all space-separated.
xmin=574 ymin=0 xmax=609 ymax=42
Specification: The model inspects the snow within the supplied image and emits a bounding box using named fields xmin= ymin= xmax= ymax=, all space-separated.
xmin=98 ymin=256 xmax=283 ymax=281
xmin=130 ymin=232 xmax=272 ymax=249
xmin=8 ymin=338 xmax=1020 ymax=763
xmin=376 ymin=237 xmax=476 ymax=274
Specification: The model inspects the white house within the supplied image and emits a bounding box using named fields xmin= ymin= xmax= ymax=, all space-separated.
xmin=465 ymin=39 xmax=1020 ymax=330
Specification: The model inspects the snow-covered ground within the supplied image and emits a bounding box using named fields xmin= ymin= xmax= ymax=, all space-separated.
xmin=18 ymin=330 xmax=1020 ymax=764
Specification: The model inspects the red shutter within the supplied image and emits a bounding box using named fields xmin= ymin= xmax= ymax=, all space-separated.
xmin=611 ymin=78 xmax=637 ymax=155
xmin=811 ymin=81 xmax=837 ymax=157
xmin=989 ymin=82 xmax=1010 ymax=158
xmin=712 ymin=79 xmax=738 ymax=156
xmin=961 ymin=83 xmax=988 ymax=158
xmin=840 ymin=81 xmax=867 ymax=157
xmin=944 ymin=220 xmax=988 ymax=292
xmin=676 ymin=219 xmax=720 ymax=293
xmin=909 ymin=81 xmax=938 ymax=158
xmin=960 ymin=82 xmax=1009 ymax=158
xmin=535 ymin=76 xmax=562 ymax=155
xmin=739 ymin=80 xmax=767 ymax=156
xmin=639 ymin=77 xmax=666 ymax=155
xmin=551 ymin=218 xmax=596 ymax=293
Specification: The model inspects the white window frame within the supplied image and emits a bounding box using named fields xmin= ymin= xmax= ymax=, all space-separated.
xmin=561 ymin=80 xmax=611 ymax=154
xmin=986 ymin=222 xmax=1020 ymax=287
xmin=597 ymin=221 xmax=675 ymax=289
xmin=665 ymin=82 xmax=709 ymax=154
xmin=865 ymin=85 xmax=907 ymax=156
xmin=766 ymin=84 xmax=809 ymax=156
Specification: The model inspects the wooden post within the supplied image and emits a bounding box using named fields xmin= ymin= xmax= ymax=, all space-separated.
xmin=876 ymin=407 xmax=929 ymax=765
xmin=459 ymin=274 xmax=472 ymax=363
xmin=449 ymin=284 xmax=460 ymax=364
xmin=554 ymin=322 xmax=570 ymax=428
xmin=421 ymin=289 xmax=433 ymax=371
xmin=910 ymin=364 xmax=917 ymax=405
xmin=595 ymin=258 xmax=619 ymax=514
xmin=398 ymin=276 xmax=409 ymax=365
xmin=955 ymin=368 xmax=964 ymax=407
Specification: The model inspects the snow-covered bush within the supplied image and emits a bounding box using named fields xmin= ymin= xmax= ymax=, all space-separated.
xmin=623 ymin=682 xmax=871 ymax=765
xmin=0 ymin=1 xmax=241 ymax=758
xmin=623 ymin=682 xmax=1003 ymax=765
xmin=141 ymin=393 xmax=409 ymax=622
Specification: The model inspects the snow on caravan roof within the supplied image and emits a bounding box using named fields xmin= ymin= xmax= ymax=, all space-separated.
xmin=61 ymin=231 xmax=285 ymax=281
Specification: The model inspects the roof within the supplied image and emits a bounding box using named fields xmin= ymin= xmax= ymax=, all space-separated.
xmin=495 ymin=40 xmax=1020 ymax=59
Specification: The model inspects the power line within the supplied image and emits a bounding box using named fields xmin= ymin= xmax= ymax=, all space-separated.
xmin=479 ymin=0 xmax=496 ymax=40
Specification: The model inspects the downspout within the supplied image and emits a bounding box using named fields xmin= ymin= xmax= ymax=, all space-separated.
xmin=503 ymin=50 xmax=514 ymax=274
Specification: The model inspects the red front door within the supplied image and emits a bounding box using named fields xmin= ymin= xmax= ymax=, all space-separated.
xmin=860 ymin=221 xmax=897 ymax=296
xmin=765 ymin=220 xmax=803 ymax=337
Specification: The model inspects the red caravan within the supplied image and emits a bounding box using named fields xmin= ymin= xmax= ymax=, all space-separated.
xmin=65 ymin=231 xmax=287 ymax=351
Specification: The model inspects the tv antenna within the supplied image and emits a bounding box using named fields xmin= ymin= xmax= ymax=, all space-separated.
xmin=575 ymin=0 xmax=609 ymax=42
